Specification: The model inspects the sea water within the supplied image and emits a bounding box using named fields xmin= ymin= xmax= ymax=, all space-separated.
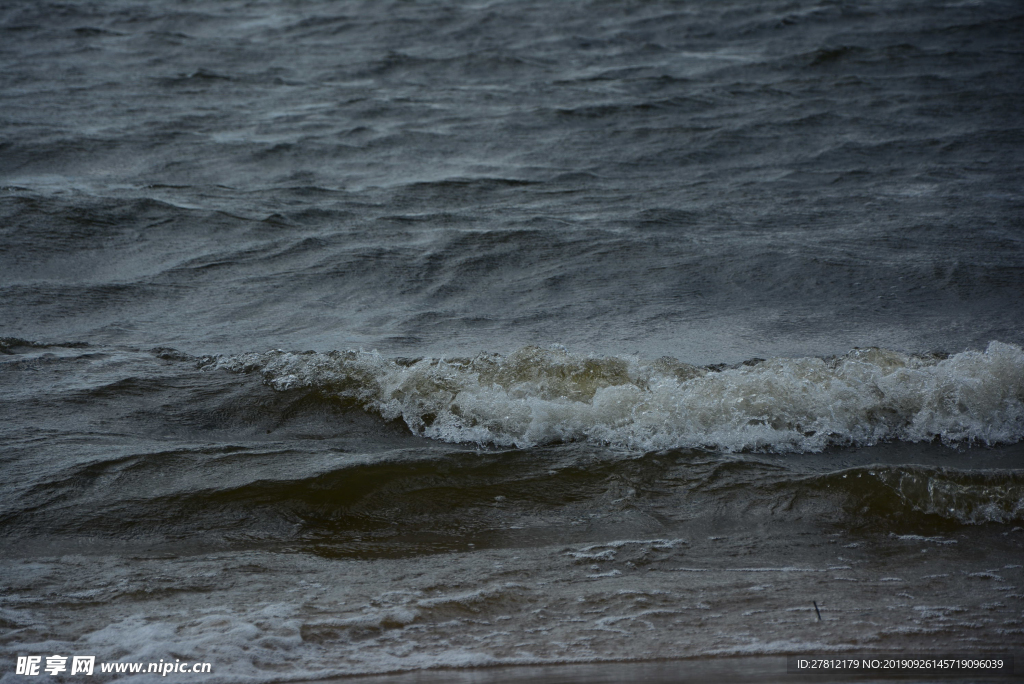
xmin=1 ymin=0 xmax=1023 ymax=681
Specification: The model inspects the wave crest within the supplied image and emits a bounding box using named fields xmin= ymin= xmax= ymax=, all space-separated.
xmin=214 ymin=342 xmax=1024 ymax=453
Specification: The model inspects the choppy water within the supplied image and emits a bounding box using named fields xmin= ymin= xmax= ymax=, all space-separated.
xmin=2 ymin=0 xmax=1023 ymax=681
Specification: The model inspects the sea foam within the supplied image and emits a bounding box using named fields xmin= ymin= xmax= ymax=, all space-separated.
xmin=216 ymin=342 xmax=1024 ymax=453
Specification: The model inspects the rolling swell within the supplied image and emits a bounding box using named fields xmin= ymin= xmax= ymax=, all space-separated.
xmin=7 ymin=445 xmax=1020 ymax=554
xmin=4 ymin=339 xmax=1022 ymax=550
xmin=215 ymin=342 xmax=1024 ymax=453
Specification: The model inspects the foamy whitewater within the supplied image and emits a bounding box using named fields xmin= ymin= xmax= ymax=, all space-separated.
xmin=217 ymin=342 xmax=1024 ymax=452
xmin=2 ymin=0 xmax=1023 ymax=681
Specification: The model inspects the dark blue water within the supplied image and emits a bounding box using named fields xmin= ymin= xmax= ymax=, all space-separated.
xmin=2 ymin=1 xmax=1023 ymax=681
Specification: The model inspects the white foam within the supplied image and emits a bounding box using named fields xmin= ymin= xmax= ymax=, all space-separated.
xmin=217 ymin=341 xmax=1024 ymax=453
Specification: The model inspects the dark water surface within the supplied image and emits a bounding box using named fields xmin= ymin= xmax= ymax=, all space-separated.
xmin=2 ymin=0 xmax=1023 ymax=681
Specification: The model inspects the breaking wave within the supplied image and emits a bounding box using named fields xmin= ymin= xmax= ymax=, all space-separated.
xmin=213 ymin=342 xmax=1024 ymax=453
